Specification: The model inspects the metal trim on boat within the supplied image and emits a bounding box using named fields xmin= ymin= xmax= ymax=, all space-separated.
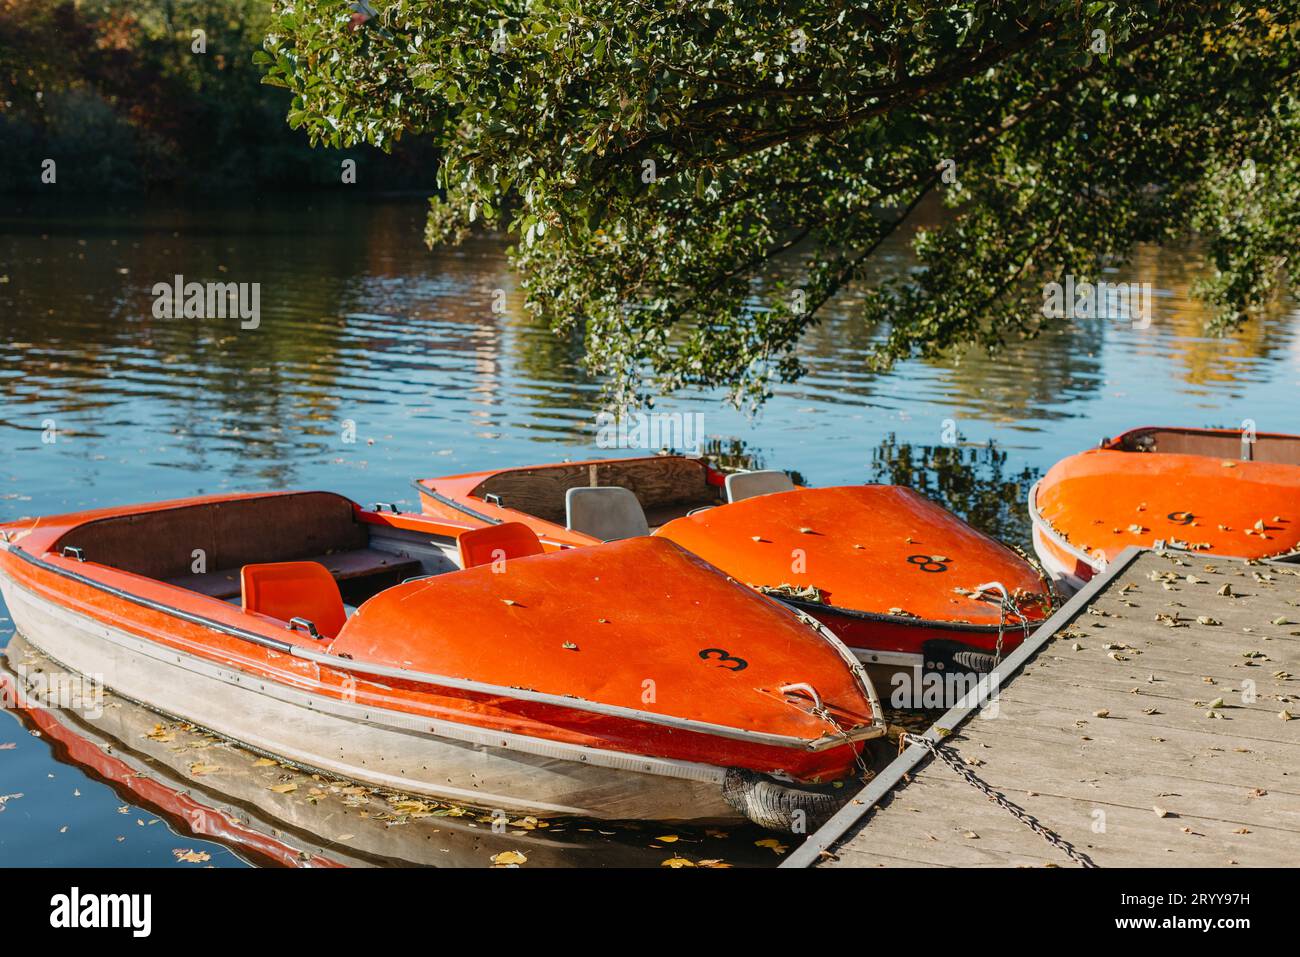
xmin=5 ymin=575 xmax=743 ymax=790
xmin=412 ymin=480 xmax=503 ymax=526
xmin=1 ymin=541 xmax=884 ymax=753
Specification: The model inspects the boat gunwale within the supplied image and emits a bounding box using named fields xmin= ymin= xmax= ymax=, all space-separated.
xmin=0 ymin=540 xmax=884 ymax=753
xmin=1027 ymin=478 xmax=1107 ymax=575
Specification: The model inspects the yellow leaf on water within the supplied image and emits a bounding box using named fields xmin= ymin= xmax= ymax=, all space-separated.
xmin=655 ymin=834 xmax=680 ymax=843
xmin=754 ymin=838 xmax=788 ymax=855
xmin=491 ymin=850 xmax=527 ymax=867
xmin=173 ymin=849 xmax=211 ymax=863
xmin=661 ymin=857 xmax=696 ymax=868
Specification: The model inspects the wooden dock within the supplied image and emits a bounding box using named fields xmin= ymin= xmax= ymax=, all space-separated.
xmin=783 ymin=547 xmax=1300 ymax=868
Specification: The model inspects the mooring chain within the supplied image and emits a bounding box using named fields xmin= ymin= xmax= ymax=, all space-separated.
xmin=811 ymin=703 xmax=875 ymax=780
xmin=902 ymin=733 xmax=1097 ymax=868
xmin=973 ymin=581 xmax=1034 ymax=665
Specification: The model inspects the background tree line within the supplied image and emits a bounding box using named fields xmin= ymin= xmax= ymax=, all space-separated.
xmin=0 ymin=0 xmax=436 ymax=193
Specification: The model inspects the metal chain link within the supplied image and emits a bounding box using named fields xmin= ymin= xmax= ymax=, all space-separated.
xmin=902 ymin=732 xmax=1097 ymax=868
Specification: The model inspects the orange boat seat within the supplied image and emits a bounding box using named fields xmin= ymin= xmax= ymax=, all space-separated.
xmin=241 ymin=561 xmax=348 ymax=640
xmin=724 ymin=469 xmax=795 ymax=503
xmin=565 ymin=486 xmax=650 ymax=541
xmin=457 ymin=522 xmax=545 ymax=569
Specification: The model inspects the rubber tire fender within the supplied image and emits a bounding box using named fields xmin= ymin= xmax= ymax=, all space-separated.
xmin=721 ymin=768 xmax=846 ymax=832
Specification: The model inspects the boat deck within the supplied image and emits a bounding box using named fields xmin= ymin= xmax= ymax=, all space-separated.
xmin=783 ymin=547 xmax=1300 ymax=868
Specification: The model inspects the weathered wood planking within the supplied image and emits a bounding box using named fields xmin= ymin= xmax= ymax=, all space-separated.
xmin=473 ymin=457 xmax=716 ymax=524
xmin=815 ymin=550 xmax=1299 ymax=868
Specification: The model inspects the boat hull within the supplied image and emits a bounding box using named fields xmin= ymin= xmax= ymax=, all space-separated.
xmin=0 ymin=575 xmax=742 ymax=824
xmin=1029 ymin=428 xmax=1300 ymax=596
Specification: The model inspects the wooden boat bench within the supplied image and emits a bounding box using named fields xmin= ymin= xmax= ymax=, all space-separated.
xmin=168 ymin=548 xmax=422 ymax=600
xmin=54 ymin=491 xmax=422 ymax=601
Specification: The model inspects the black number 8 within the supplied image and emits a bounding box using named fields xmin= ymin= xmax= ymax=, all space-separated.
xmin=698 ymin=648 xmax=748 ymax=672
xmin=907 ymin=554 xmax=949 ymax=573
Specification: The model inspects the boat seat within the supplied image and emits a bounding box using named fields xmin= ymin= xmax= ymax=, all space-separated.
xmin=170 ymin=547 xmax=421 ymax=599
xmin=565 ymin=486 xmax=650 ymax=541
xmin=724 ymin=469 xmax=795 ymax=503
xmin=241 ymin=561 xmax=348 ymax=640
xmin=457 ymin=522 xmax=544 ymax=569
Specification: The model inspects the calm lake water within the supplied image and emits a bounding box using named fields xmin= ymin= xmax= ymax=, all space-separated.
xmin=1 ymin=194 xmax=1298 ymax=866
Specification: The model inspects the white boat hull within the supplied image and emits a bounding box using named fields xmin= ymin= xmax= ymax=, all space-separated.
xmin=0 ymin=577 xmax=741 ymax=824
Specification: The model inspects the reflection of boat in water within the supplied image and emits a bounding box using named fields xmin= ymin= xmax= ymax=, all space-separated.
xmin=0 ymin=491 xmax=884 ymax=829
xmin=0 ymin=633 xmax=777 ymax=867
xmin=1031 ymin=427 xmax=1300 ymax=593
xmin=416 ymin=455 xmax=1056 ymax=681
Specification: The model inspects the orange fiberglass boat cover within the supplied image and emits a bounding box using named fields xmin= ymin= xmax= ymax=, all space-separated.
xmin=329 ymin=536 xmax=876 ymax=739
xmin=1036 ymin=449 xmax=1300 ymax=563
xmin=654 ymin=485 xmax=1051 ymax=625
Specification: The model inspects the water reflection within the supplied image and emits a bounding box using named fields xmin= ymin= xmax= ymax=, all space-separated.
xmin=0 ymin=634 xmax=776 ymax=868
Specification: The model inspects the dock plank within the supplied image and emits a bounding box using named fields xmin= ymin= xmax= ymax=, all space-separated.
xmin=810 ymin=550 xmax=1300 ymax=869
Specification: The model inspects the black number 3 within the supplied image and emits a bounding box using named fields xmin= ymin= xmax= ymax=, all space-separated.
xmin=698 ymin=648 xmax=748 ymax=672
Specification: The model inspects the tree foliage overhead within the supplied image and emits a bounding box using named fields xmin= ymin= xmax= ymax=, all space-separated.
xmin=262 ymin=1 xmax=1300 ymax=408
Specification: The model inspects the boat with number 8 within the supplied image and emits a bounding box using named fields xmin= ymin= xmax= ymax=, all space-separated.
xmin=415 ymin=454 xmax=1058 ymax=685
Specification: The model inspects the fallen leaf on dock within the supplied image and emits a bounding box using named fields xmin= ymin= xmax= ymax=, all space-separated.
xmin=490 ymin=850 xmax=527 ymax=867
xmin=188 ymin=763 xmax=220 ymax=776
xmin=252 ymin=758 xmax=277 ymax=767
xmin=268 ymin=783 xmax=298 ymax=794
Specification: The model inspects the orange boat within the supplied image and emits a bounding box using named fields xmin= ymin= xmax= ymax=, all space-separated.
xmin=415 ymin=455 xmax=1056 ymax=683
xmin=1031 ymin=426 xmax=1300 ymax=592
xmin=0 ymin=491 xmax=885 ymax=828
